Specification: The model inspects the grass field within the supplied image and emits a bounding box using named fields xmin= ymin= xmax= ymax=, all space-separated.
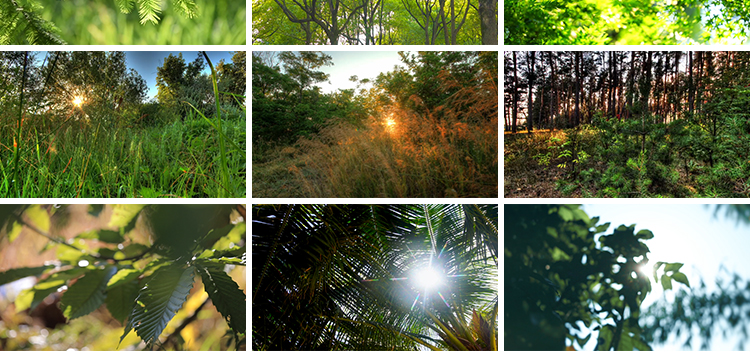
xmin=1 ymin=109 xmax=245 ymax=198
xmin=253 ymin=107 xmax=498 ymax=198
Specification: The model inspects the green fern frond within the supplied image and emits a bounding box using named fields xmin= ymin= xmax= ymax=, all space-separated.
xmin=0 ymin=0 xmax=65 ymax=44
xmin=171 ymin=0 xmax=197 ymax=18
xmin=114 ymin=0 xmax=135 ymax=13
xmin=136 ymin=0 xmax=161 ymax=25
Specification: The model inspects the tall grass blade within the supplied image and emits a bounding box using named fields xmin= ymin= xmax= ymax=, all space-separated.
xmin=201 ymin=51 xmax=231 ymax=197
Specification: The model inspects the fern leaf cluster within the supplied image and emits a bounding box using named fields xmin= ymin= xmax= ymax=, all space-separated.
xmin=115 ymin=0 xmax=198 ymax=24
xmin=0 ymin=0 xmax=65 ymax=44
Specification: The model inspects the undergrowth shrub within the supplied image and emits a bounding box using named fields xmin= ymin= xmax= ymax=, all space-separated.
xmin=290 ymin=103 xmax=498 ymax=198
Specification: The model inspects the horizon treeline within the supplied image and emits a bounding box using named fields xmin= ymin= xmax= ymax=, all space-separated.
xmin=504 ymin=51 xmax=750 ymax=132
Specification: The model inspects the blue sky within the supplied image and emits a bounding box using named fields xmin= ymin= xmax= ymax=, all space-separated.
xmin=581 ymin=204 xmax=750 ymax=350
xmin=126 ymin=51 xmax=236 ymax=99
xmin=36 ymin=51 xmax=239 ymax=99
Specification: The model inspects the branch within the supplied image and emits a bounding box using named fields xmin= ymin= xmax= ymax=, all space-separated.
xmin=162 ymin=298 xmax=210 ymax=348
xmin=11 ymin=211 xmax=153 ymax=262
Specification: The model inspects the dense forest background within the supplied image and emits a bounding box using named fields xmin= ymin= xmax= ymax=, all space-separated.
xmin=253 ymin=51 xmax=498 ymax=198
xmin=505 ymin=0 xmax=750 ymax=44
xmin=504 ymin=51 xmax=750 ymax=198
xmin=0 ymin=51 xmax=246 ymax=198
xmin=252 ymin=0 xmax=497 ymax=45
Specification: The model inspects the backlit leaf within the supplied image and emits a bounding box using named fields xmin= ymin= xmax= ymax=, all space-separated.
xmin=671 ymin=271 xmax=690 ymax=287
xmin=0 ymin=266 xmax=51 ymax=286
xmin=25 ymin=205 xmax=50 ymax=233
xmin=195 ymin=263 xmax=246 ymax=335
xmin=120 ymin=263 xmax=194 ymax=348
xmin=106 ymin=279 xmax=140 ymax=323
xmin=61 ymin=266 xmax=117 ymax=320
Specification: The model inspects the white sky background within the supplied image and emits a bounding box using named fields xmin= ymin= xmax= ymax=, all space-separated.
xmin=582 ymin=204 xmax=750 ymax=350
xmin=310 ymin=51 xmax=404 ymax=94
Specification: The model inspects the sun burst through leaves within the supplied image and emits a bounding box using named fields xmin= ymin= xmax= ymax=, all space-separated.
xmin=72 ymin=95 xmax=84 ymax=107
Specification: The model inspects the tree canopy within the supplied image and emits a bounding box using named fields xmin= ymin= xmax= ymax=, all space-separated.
xmin=505 ymin=204 xmax=689 ymax=350
xmin=252 ymin=204 xmax=498 ymax=350
xmin=505 ymin=0 xmax=750 ymax=44
xmin=252 ymin=0 xmax=496 ymax=44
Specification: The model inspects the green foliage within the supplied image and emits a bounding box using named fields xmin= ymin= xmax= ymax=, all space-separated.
xmin=0 ymin=205 xmax=246 ymax=350
xmin=504 ymin=0 xmax=724 ymax=44
xmin=120 ymin=264 xmax=195 ymax=347
xmin=61 ymin=266 xmax=117 ymax=320
xmin=1 ymin=0 xmax=241 ymax=44
xmin=505 ymin=205 xmax=686 ymax=350
xmin=253 ymin=204 xmax=497 ymax=350
xmin=252 ymin=0 xmax=493 ymax=44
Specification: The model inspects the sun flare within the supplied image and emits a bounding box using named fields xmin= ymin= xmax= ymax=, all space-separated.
xmin=73 ymin=95 xmax=84 ymax=107
xmin=414 ymin=267 xmax=443 ymax=291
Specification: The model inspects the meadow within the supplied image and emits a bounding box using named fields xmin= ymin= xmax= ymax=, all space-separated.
xmin=253 ymin=106 xmax=497 ymax=198
xmin=252 ymin=51 xmax=498 ymax=198
xmin=1 ymin=51 xmax=246 ymax=198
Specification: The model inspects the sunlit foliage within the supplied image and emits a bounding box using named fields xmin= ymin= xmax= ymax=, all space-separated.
xmin=0 ymin=204 xmax=246 ymax=350
xmin=505 ymin=0 xmax=750 ymax=44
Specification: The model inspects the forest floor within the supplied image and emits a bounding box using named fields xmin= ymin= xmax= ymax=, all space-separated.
xmin=504 ymin=128 xmax=727 ymax=198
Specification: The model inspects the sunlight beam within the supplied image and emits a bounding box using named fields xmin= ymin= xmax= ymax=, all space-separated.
xmin=73 ymin=95 xmax=84 ymax=107
xmin=414 ymin=267 xmax=443 ymax=291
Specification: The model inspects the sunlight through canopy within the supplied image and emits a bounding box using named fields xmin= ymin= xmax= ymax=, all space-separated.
xmin=72 ymin=95 xmax=84 ymax=107
xmin=414 ymin=267 xmax=443 ymax=290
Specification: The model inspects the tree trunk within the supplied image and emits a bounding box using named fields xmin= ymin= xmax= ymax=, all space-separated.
xmin=527 ymin=51 xmax=535 ymax=132
xmin=478 ymin=0 xmax=497 ymax=45
xmin=512 ymin=52 xmax=518 ymax=133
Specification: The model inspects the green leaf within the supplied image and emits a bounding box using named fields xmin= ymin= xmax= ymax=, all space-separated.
xmin=120 ymin=264 xmax=195 ymax=348
xmin=660 ymin=274 xmax=672 ymax=290
xmin=76 ymin=229 xmax=124 ymax=243
xmin=7 ymin=220 xmax=22 ymax=242
xmin=137 ymin=0 xmax=162 ymax=24
xmin=107 ymin=268 xmax=142 ymax=289
xmin=172 ymin=0 xmax=198 ymax=18
xmin=652 ymin=261 xmax=665 ymax=282
xmin=577 ymin=333 xmax=592 ymax=347
xmin=0 ymin=266 xmax=51 ymax=286
xmin=88 ymin=204 xmax=105 ymax=217
xmin=546 ymin=226 xmax=558 ymax=238
xmin=558 ymin=206 xmax=573 ymax=221
xmin=61 ymin=266 xmax=117 ymax=320
xmin=595 ymin=222 xmax=611 ymax=233
xmin=210 ymin=219 xmax=245 ymax=251
xmin=635 ymin=229 xmax=654 ymax=240
xmin=25 ymin=205 xmax=50 ymax=233
xmin=671 ymin=272 xmax=690 ymax=287
xmin=109 ymin=205 xmax=146 ymax=233
xmin=195 ymin=264 xmax=246 ymax=335
xmin=571 ymin=208 xmax=590 ymax=224
xmin=15 ymin=277 xmax=66 ymax=312
xmin=596 ymin=324 xmax=615 ymax=350
xmin=664 ymin=262 xmax=683 ymax=273
xmin=106 ymin=280 xmax=140 ymax=323
xmin=633 ymin=336 xmax=652 ymax=351
xmin=98 ymin=230 xmax=125 ymax=243
xmin=115 ymin=0 xmax=135 ymax=13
